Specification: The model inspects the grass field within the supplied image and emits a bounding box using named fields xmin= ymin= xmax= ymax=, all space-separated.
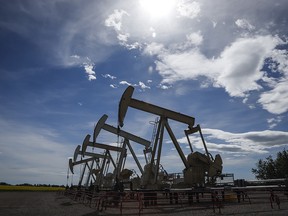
xmin=0 ymin=185 xmax=65 ymax=191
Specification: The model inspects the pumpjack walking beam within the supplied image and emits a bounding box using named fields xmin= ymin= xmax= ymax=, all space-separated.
xmin=118 ymin=86 xmax=195 ymax=128
xmin=94 ymin=114 xmax=150 ymax=148
xmin=82 ymin=134 xmax=123 ymax=153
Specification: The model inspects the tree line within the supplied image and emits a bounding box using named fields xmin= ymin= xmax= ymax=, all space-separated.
xmin=0 ymin=182 xmax=65 ymax=187
xmin=252 ymin=149 xmax=288 ymax=179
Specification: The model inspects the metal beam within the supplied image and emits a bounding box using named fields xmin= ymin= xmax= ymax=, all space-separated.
xmin=69 ymin=157 xmax=97 ymax=174
xmin=185 ymin=124 xmax=210 ymax=160
xmin=125 ymin=139 xmax=144 ymax=175
xmin=164 ymin=119 xmax=189 ymax=168
xmin=82 ymin=134 xmax=123 ymax=155
xmin=118 ymin=86 xmax=195 ymax=128
xmin=73 ymin=144 xmax=105 ymax=161
xmin=94 ymin=114 xmax=150 ymax=147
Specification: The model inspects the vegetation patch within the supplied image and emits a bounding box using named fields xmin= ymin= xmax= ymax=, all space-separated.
xmin=0 ymin=185 xmax=65 ymax=192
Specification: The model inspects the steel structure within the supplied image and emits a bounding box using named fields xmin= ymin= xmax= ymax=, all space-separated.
xmin=82 ymin=114 xmax=151 ymax=185
xmin=118 ymin=86 xmax=223 ymax=188
xmin=69 ymin=145 xmax=115 ymax=187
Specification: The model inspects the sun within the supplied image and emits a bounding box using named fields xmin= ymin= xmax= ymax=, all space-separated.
xmin=139 ymin=0 xmax=176 ymax=19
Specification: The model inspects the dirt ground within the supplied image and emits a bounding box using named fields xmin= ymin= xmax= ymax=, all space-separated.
xmin=0 ymin=191 xmax=288 ymax=216
xmin=0 ymin=192 xmax=96 ymax=216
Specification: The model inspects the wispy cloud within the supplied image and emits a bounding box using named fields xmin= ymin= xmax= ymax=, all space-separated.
xmin=119 ymin=80 xmax=134 ymax=86
xmin=102 ymin=74 xmax=117 ymax=79
xmin=105 ymin=9 xmax=128 ymax=31
xmin=157 ymin=83 xmax=172 ymax=90
xmin=176 ymin=128 xmax=288 ymax=154
xmin=267 ymin=116 xmax=283 ymax=129
xmin=138 ymin=81 xmax=150 ymax=90
xmin=118 ymin=80 xmax=152 ymax=91
xmin=186 ymin=31 xmax=203 ymax=46
xmin=235 ymin=19 xmax=255 ymax=31
xmin=110 ymin=84 xmax=118 ymax=89
xmin=177 ymin=0 xmax=201 ymax=19
xmin=0 ymin=118 xmax=73 ymax=184
xmin=105 ymin=9 xmax=141 ymax=50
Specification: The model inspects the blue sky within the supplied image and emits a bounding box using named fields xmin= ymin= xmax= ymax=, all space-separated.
xmin=0 ymin=0 xmax=288 ymax=185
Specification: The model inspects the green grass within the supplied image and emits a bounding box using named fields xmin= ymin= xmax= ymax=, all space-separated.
xmin=0 ymin=185 xmax=65 ymax=191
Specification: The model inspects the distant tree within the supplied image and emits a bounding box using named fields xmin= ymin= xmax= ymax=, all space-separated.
xmin=252 ymin=149 xmax=288 ymax=179
xmin=0 ymin=182 xmax=10 ymax=185
xmin=18 ymin=183 xmax=32 ymax=186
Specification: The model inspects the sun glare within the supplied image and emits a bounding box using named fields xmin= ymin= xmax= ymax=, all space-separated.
xmin=139 ymin=0 xmax=176 ymax=19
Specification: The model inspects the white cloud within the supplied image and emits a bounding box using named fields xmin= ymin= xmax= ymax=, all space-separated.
xmin=144 ymin=43 xmax=165 ymax=56
xmin=105 ymin=9 xmax=129 ymax=31
xmin=270 ymin=49 xmax=288 ymax=75
xmin=178 ymin=128 xmax=288 ymax=154
xmin=155 ymin=49 xmax=212 ymax=83
xmin=102 ymin=74 xmax=117 ymax=79
xmin=119 ymin=80 xmax=133 ymax=86
xmin=105 ymin=9 xmax=140 ymax=50
xmin=261 ymin=73 xmax=279 ymax=88
xmin=121 ymin=41 xmax=141 ymax=50
xmin=267 ymin=116 xmax=283 ymax=129
xmin=258 ymin=78 xmax=288 ymax=114
xmin=177 ymin=0 xmax=201 ymax=19
xmin=242 ymin=97 xmax=248 ymax=104
xmin=138 ymin=81 xmax=150 ymax=90
xmin=83 ymin=63 xmax=96 ymax=81
xmin=158 ymin=83 xmax=172 ymax=90
xmin=119 ymin=80 xmax=151 ymax=91
xmin=70 ymin=55 xmax=80 ymax=59
xmin=186 ymin=31 xmax=203 ymax=46
xmin=69 ymin=55 xmax=97 ymax=81
xmin=146 ymin=35 xmax=283 ymax=100
xmin=117 ymin=33 xmax=129 ymax=42
xmin=256 ymin=45 xmax=288 ymax=114
xmin=110 ymin=84 xmax=118 ymax=88
xmin=215 ymin=36 xmax=278 ymax=97
xmin=235 ymin=19 xmax=255 ymax=31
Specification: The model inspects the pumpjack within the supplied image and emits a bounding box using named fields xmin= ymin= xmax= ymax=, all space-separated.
xmin=69 ymin=145 xmax=115 ymax=188
xmin=82 ymin=114 xmax=151 ymax=188
xmin=118 ymin=86 xmax=223 ymax=189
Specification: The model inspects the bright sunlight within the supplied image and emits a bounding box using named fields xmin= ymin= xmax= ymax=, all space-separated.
xmin=139 ymin=0 xmax=176 ymax=19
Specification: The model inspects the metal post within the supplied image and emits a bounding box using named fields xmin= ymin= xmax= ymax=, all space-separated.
xmin=154 ymin=118 xmax=165 ymax=184
xmin=164 ymin=120 xmax=189 ymax=169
